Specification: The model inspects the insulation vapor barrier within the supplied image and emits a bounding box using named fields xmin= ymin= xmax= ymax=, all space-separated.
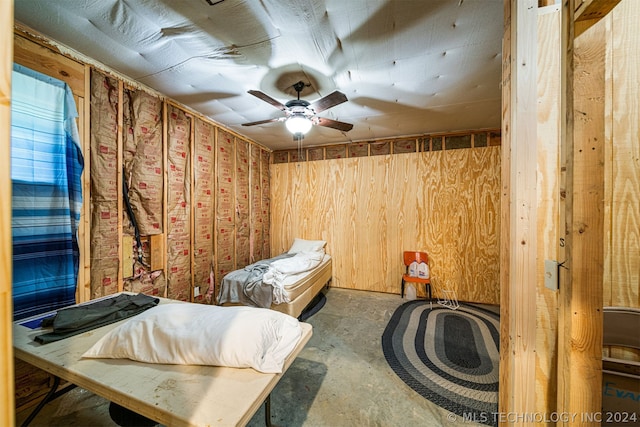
xmin=123 ymin=89 xmax=163 ymax=235
xmin=235 ymin=139 xmax=251 ymax=268
xmin=261 ymin=150 xmax=271 ymax=259
xmin=89 ymin=71 xmax=120 ymax=298
xmin=194 ymin=118 xmax=215 ymax=302
xmin=166 ymin=105 xmax=192 ymax=301
xmin=250 ymin=146 xmax=264 ymax=262
xmin=215 ymin=129 xmax=236 ymax=286
xmin=122 ymin=88 xmax=166 ymax=296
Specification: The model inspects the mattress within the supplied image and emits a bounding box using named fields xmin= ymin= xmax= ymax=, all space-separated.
xmin=279 ymin=254 xmax=332 ymax=301
xmin=271 ymin=255 xmax=332 ymax=318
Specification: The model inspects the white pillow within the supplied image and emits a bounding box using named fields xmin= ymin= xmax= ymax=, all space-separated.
xmin=288 ymin=238 xmax=326 ymax=254
xmin=82 ymin=303 xmax=302 ymax=374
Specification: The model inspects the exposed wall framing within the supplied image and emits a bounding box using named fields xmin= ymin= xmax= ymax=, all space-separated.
xmin=121 ymin=87 xmax=165 ymax=296
xmin=215 ymin=129 xmax=237 ymax=289
xmin=166 ymin=105 xmax=192 ymax=301
xmin=500 ymin=0 xmax=540 ymax=420
xmin=89 ymin=71 xmax=120 ymax=298
xmin=193 ymin=118 xmax=215 ymax=302
xmin=272 ymin=129 xmax=501 ymax=164
xmin=11 ymin=27 xmax=272 ymax=410
xmin=235 ymin=138 xmax=251 ymax=267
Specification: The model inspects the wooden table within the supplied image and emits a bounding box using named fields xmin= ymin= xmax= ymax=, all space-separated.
xmin=13 ymin=296 xmax=313 ymax=426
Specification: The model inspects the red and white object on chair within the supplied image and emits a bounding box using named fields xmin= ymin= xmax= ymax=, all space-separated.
xmin=401 ymin=251 xmax=432 ymax=308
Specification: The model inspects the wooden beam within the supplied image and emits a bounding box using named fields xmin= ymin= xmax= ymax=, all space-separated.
xmin=117 ymin=80 xmax=124 ymax=292
xmin=535 ymin=3 xmax=562 ymax=416
xmin=12 ymin=34 xmax=85 ymax=97
xmin=574 ymin=0 xmax=621 ymax=36
xmin=557 ymin=1 xmax=606 ymax=423
xmin=498 ymin=0 xmax=513 ymax=415
xmin=189 ymin=114 xmax=195 ymax=302
xmin=557 ymin=0 xmax=575 ymax=420
xmin=499 ymin=0 xmax=539 ymax=424
xmin=1 ymin=2 xmax=15 ymax=426
xmin=161 ymin=101 xmax=169 ymax=298
xmin=575 ymin=0 xmax=621 ymax=21
xmin=79 ymin=65 xmax=92 ymax=303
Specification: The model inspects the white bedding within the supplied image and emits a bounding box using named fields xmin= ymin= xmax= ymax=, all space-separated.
xmin=83 ymin=303 xmax=302 ymax=373
xmin=263 ymin=250 xmax=325 ymax=304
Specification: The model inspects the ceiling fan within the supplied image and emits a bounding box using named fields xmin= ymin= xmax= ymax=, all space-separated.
xmin=242 ymin=81 xmax=353 ymax=136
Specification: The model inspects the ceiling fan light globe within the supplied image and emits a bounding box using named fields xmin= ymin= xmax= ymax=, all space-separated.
xmin=285 ymin=115 xmax=312 ymax=134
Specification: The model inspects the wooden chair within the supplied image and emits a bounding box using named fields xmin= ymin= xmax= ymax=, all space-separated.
xmin=401 ymin=251 xmax=432 ymax=308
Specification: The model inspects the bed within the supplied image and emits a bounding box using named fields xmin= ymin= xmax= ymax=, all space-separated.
xmin=13 ymin=293 xmax=313 ymax=427
xmin=217 ymin=238 xmax=333 ymax=318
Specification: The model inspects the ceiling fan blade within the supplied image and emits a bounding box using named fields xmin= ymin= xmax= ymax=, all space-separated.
xmin=309 ymin=91 xmax=348 ymax=113
xmin=241 ymin=118 xmax=281 ymax=126
xmin=316 ymin=117 xmax=353 ymax=132
xmin=248 ymin=90 xmax=286 ymax=111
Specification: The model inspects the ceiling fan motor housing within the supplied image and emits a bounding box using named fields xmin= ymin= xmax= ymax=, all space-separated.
xmin=285 ymin=99 xmax=313 ymax=116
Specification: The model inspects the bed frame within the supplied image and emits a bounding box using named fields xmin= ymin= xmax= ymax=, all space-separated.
xmin=220 ymin=257 xmax=332 ymax=319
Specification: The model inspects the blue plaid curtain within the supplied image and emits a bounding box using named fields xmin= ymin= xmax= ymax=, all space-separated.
xmin=11 ymin=64 xmax=84 ymax=320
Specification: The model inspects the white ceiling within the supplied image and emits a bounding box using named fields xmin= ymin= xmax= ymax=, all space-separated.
xmin=15 ymin=0 xmax=503 ymax=151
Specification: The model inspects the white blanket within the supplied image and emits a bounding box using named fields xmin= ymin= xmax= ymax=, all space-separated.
xmin=263 ymin=250 xmax=325 ymax=304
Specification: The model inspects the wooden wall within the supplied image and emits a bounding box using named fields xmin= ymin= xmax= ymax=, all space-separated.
xmin=502 ymin=0 xmax=638 ymax=422
xmin=602 ymin=0 xmax=640 ymax=369
xmin=603 ymin=0 xmax=640 ymax=311
xmin=270 ymin=138 xmax=502 ymax=305
xmin=1 ymin=1 xmax=14 ymax=425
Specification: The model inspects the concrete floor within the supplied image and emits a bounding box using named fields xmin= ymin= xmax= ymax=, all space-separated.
xmin=16 ymin=287 xmax=485 ymax=427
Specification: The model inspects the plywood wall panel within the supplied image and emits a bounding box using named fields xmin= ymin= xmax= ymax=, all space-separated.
xmin=270 ymin=147 xmax=501 ymax=303
xmin=418 ymin=150 xmax=447 ymax=291
xmin=462 ymin=148 xmax=501 ymax=303
xmin=607 ymin=0 xmax=640 ymax=308
xmin=322 ymin=160 xmax=350 ymax=288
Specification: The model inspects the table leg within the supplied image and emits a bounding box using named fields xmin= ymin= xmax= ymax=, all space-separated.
xmin=20 ymin=376 xmax=77 ymax=427
xmin=264 ymin=393 xmax=282 ymax=427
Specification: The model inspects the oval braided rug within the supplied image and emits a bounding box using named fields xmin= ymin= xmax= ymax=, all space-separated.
xmin=382 ymin=300 xmax=500 ymax=426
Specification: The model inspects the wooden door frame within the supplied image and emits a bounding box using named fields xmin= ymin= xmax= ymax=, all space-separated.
xmin=500 ymin=0 xmax=617 ymax=424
